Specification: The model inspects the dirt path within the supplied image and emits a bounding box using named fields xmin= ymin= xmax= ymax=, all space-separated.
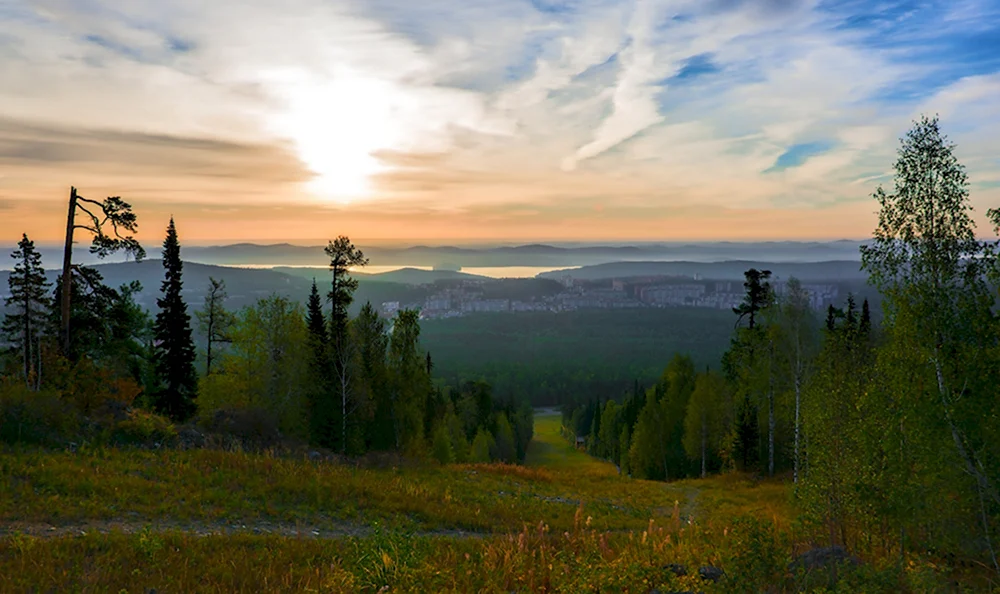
xmin=0 ymin=519 xmax=486 ymax=540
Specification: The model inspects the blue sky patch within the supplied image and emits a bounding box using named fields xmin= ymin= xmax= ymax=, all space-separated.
xmin=765 ymin=142 xmax=835 ymax=173
xmin=671 ymin=53 xmax=721 ymax=83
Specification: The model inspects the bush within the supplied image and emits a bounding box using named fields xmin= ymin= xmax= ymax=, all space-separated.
xmin=201 ymin=408 xmax=282 ymax=450
xmin=60 ymin=357 xmax=141 ymax=416
xmin=108 ymin=409 xmax=177 ymax=447
xmin=0 ymin=380 xmax=79 ymax=446
xmin=724 ymin=515 xmax=788 ymax=592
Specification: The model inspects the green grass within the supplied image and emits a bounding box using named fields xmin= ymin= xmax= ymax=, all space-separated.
xmin=0 ymin=413 xmax=987 ymax=592
xmin=0 ymin=417 xmax=690 ymax=535
xmin=525 ymin=412 xmax=617 ymax=474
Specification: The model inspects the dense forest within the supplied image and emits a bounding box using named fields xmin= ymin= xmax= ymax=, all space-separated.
xmin=563 ymin=116 xmax=1000 ymax=572
xmin=421 ymin=308 xmax=734 ymax=407
xmin=1 ymin=205 xmax=531 ymax=465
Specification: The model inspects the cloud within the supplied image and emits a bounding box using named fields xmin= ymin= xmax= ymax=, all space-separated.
xmin=0 ymin=118 xmax=308 ymax=184
xmin=0 ymin=0 xmax=998 ymax=242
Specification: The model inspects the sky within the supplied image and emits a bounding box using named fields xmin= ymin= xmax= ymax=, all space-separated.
xmin=1 ymin=0 xmax=999 ymax=244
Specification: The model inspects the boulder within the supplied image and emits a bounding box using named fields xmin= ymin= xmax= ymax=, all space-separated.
xmin=177 ymin=426 xmax=206 ymax=450
xmin=697 ymin=566 xmax=724 ymax=582
xmin=790 ymin=546 xmax=860 ymax=572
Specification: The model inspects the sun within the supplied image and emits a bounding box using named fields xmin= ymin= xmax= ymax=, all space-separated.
xmin=266 ymin=68 xmax=401 ymax=203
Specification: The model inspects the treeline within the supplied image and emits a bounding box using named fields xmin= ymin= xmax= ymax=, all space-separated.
xmin=567 ymin=117 xmax=1000 ymax=571
xmin=2 ymin=195 xmax=530 ymax=463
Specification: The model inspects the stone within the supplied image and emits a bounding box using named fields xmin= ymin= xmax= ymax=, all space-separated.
xmin=698 ymin=566 xmax=724 ymax=582
xmin=790 ymin=546 xmax=860 ymax=572
xmin=663 ymin=563 xmax=688 ymax=577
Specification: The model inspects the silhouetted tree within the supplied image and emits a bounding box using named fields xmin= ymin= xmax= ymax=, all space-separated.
xmin=733 ymin=268 xmax=773 ymax=329
xmin=152 ymin=218 xmax=197 ymax=421
xmin=860 ymin=298 xmax=872 ymax=337
xmin=305 ymin=279 xmax=332 ymax=446
xmin=59 ymin=187 xmax=144 ymax=353
xmin=324 ymin=236 xmax=368 ymax=452
xmin=2 ymin=234 xmax=51 ymax=390
xmin=49 ymin=266 xmax=118 ymax=362
xmin=306 ymin=280 xmax=326 ymax=346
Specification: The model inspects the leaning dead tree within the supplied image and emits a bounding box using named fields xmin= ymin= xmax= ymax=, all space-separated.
xmin=60 ymin=186 xmax=145 ymax=353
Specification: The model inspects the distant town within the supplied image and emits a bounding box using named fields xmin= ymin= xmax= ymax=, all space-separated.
xmin=383 ymin=275 xmax=842 ymax=320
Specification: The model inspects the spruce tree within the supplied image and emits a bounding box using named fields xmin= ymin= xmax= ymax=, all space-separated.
xmin=859 ymin=298 xmax=872 ymax=337
xmin=152 ymin=218 xmax=198 ymax=421
xmin=306 ymin=279 xmax=326 ymax=345
xmin=305 ymin=279 xmax=331 ymax=445
xmin=2 ymin=234 xmax=51 ymax=390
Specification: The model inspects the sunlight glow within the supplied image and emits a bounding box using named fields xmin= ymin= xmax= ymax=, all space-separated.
xmin=266 ymin=68 xmax=403 ymax=203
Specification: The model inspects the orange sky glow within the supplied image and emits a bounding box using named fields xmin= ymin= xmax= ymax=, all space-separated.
xmin=2 ymin=1 xmax=998 ymax=246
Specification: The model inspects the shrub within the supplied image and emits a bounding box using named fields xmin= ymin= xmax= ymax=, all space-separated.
xmin=201 ymin=408 xmax=282 ymax=449
xmin=61 ymin=357 xmax=141 ymax=416
xmin=724 ymin=515 xmax=789 ymax=592
xmin=108 ymin=409 xmax=177 ymax=447
xmin=0 ymin=380 xmax=78 ymax=446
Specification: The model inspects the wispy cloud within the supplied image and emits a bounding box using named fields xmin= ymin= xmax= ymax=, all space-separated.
xmin=0 ymin=0 xmax=998 ymax=242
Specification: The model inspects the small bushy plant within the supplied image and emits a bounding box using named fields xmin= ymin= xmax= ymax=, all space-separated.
xmin=0 ymin=380 xmax=79 ymax=446
xmin=109 ymin=409 xmax=177 ymax=447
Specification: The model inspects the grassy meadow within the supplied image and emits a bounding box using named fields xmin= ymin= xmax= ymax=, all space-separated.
xmin=0 ymin=412 xmax=985 ymax=592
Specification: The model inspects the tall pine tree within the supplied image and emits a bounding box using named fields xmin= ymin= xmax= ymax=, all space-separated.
xmin=2 ymin=234 xmax=51 ymax=390
xmin=153 ymin=218 xmax=198 ymax=421
xmin=324 ymin=236 xmax=368 ymax=453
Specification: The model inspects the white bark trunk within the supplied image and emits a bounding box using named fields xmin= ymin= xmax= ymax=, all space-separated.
xmin=933 ymin=353 xmax=1000 ymax=573
xmin=794 ymin=374 xmax=801 ymax=484
xmin=701 ymin=412 xmax=707 ymax=479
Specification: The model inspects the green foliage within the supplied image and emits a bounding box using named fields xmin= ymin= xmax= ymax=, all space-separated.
xmin=198 ymin=295 xmax=311 ymax=440
xmin=724 ymin=515 xmax=788 ymax=593
xmin=134 ymin=526 xmax=165 ymax=561
xmin=2 ymin=234 xmax=51 ymax=389
xmin=683 ymin=370 xmax=729 ymax=477
xmin=152 ymin=218 xmax=198 ymax=421
xmin=471 ymin=429 xmax=494 ymax=463
xmin=431 ymin=422 xmax=454 ymax=465
xmin=194 ymin=277 xmax=234 ymax=376
xmin=351 ymin=522 xmax=421 ymax=591
xmin=389 ymin=309 xmax=432 ymax=454
xmin=0 ymin=380 xmax=78 ymax=446
xmin=109 ymin=409 xmax=177 ymax=447
xmin=627 ymin=355 xmax=698 ymax=481
xmin=492 ymin=413 xmax=516 ymax=464
xmin=420 ymin=308 xmax=733 ymax=408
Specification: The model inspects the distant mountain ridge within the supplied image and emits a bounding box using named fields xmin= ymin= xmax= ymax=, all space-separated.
xmin=4 ymin=240 xmax=867 ymax=271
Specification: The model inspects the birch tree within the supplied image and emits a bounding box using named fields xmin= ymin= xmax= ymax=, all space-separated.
xmin=861 ymin=115 xmax=1000 ymax=571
